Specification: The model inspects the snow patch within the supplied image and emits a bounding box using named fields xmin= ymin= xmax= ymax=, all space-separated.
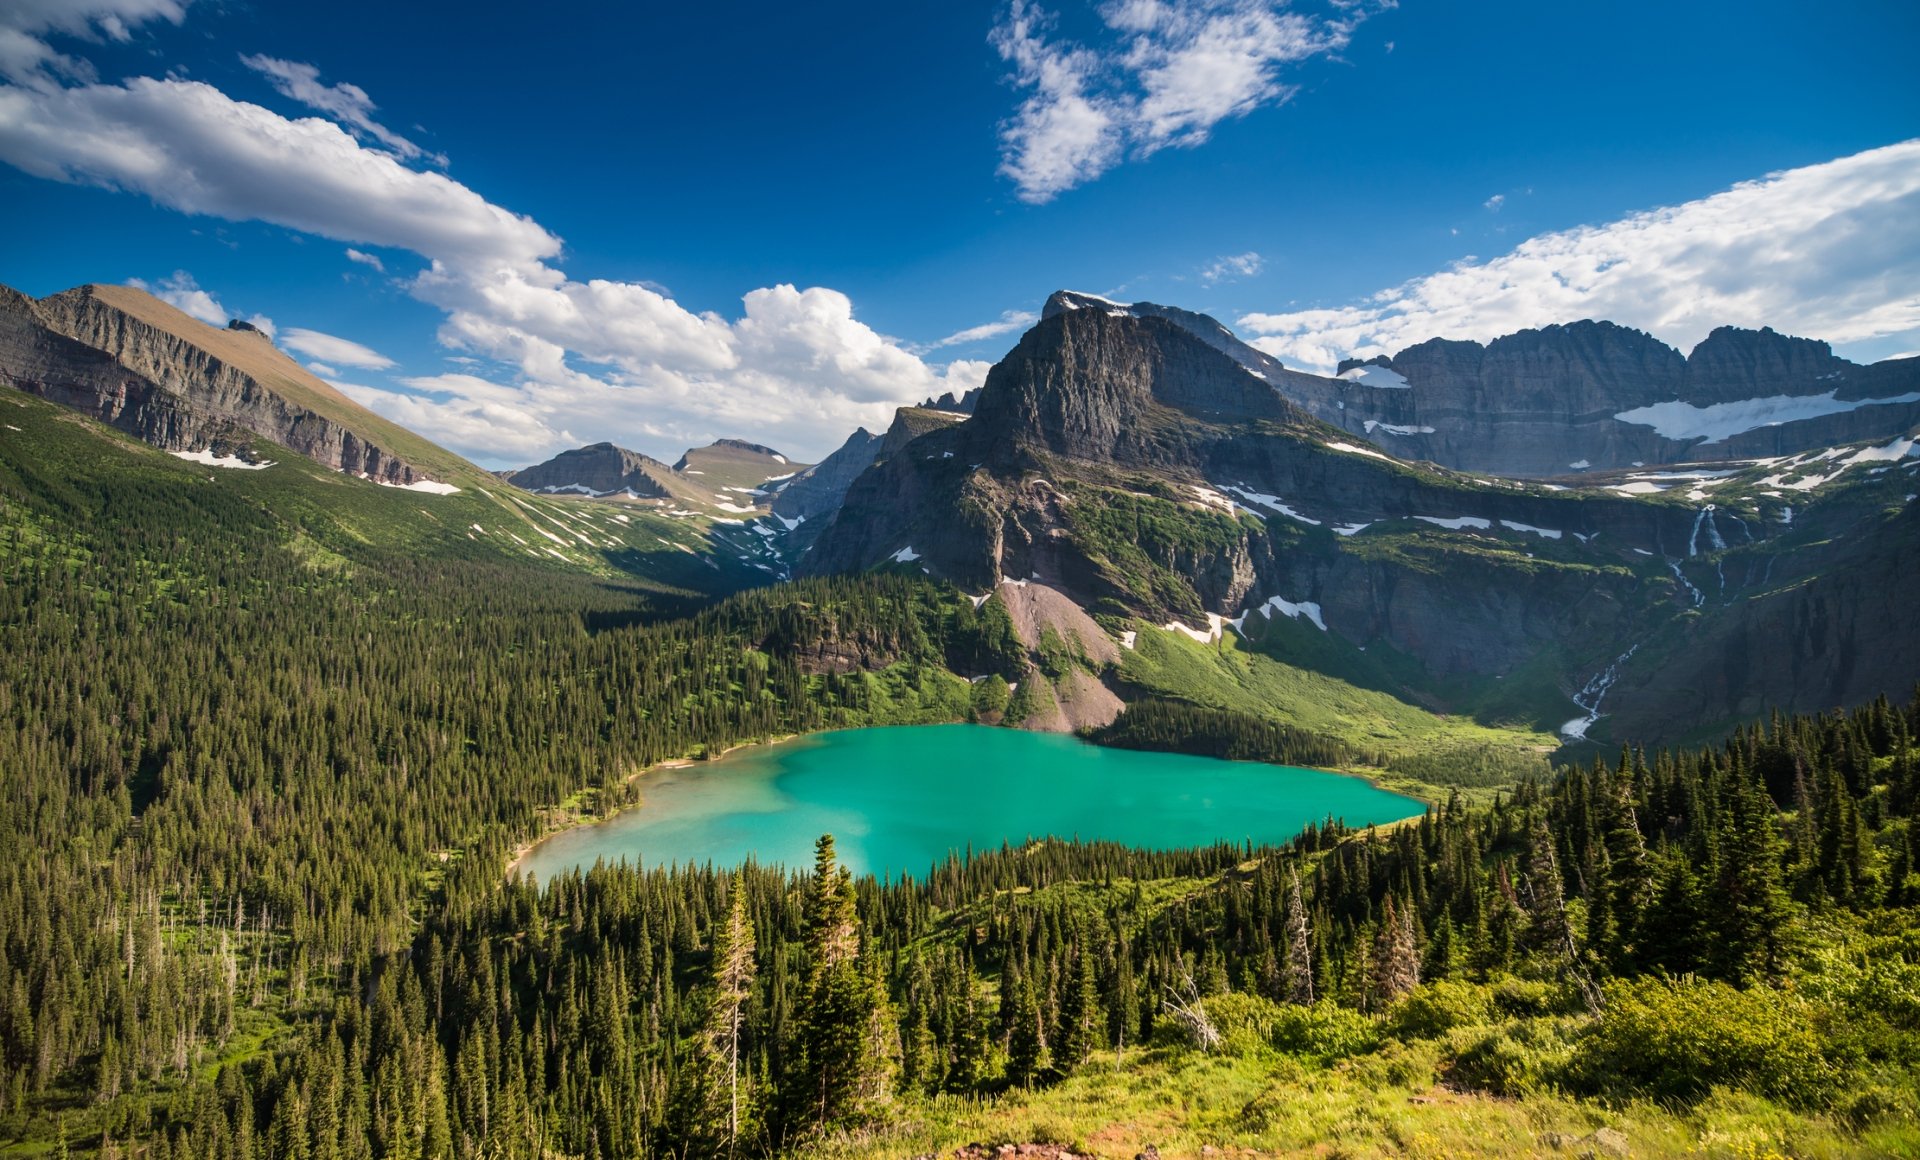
xmin=712 ymin=500 xmax=759 ymax=514
xmin=379 ymin=478 xmax=461 ymax=495
xmin=1614 ymin=389 xmax=1920 ymax=443
xmin=1325 ymin=441 xmax=1395 ymax=462
xmin=1337 ymin=364 xmax=1410 ymax=389
xmin=1118 ymin=630 xmax=1137 ymax=650
xmin=1499 ymin=520 xmax=1562 ymax=539
xmin=890 ymin=546 xmax=921 ymax=563
xmin=172 ymin=449 xmax=273 ymax=470
xmin=1415 ymin=515 xmax=1492 ymax=531
xmin=1609 ymin=481 xmax=1667 ymax=496
xmin=1221 ymin=484 xmax=1320 ymax=526
xmin=1841 ymin=434 xmax=1920 ymax=465
xmin=1363 ymin=420 xmax=1435 ymax=436
xmin=1568 ymin=459 xmax=1591 ymax=470
xmin=1189 ymin=485 xmax=1241 ymax=514
xmin=1333 ymin=522 xmax=1372 ymax=536
xmin=1162 ymin=614 xmax=1228 ymax=644
xmin=1245 ymin=595 xmax=1327 ymax=632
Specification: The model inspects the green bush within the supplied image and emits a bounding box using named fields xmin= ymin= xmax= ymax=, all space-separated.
xmin=1488 ymin=974 xmax=1565 ymax=1017
xmin=1570 ymin=976 xmax=1844 ymax=1107
xmin=1446 ymin=1018 xmax=1579 ymax=1096
xmin=1267 ymin=1001 xmax=1382 ymax=1063
xmin=1387 ymin=980 xmax=1496 ymax=1039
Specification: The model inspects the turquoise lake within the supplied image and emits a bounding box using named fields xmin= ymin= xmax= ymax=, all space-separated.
xmin=516 ymin=724 xmax=1423 ymax=881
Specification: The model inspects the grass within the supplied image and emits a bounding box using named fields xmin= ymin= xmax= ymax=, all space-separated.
xmin=1117 ymin=623 xmax=1560 ymax=765
xmin=806 ymin=1046 xmax=1914 ymax=1159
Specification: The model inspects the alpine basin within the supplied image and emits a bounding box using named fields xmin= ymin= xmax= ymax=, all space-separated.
xmin=517 ymin=724 xmax=1422 ymax=881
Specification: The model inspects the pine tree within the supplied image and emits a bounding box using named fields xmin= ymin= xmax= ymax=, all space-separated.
xmin=1053 ymin=941 xmax=1101 ymax=1076
xmin=1368 ymin=896 xmax=1419 ymax=1009
xmin=791 ymin=835 xmax=893 ymax=1133
xmin=1005 ymin=977 xmax=1046 ymax=1088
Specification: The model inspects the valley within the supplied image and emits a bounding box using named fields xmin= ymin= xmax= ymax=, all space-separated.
xmin=1 ymin=278 xmax=1917 ymax=1159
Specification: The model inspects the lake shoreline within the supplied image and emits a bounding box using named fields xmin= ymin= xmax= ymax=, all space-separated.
xmin=505 ymin=732 xmax=807 ymax=880
xmin=505 ymin=723 xmax=1430 ymax=883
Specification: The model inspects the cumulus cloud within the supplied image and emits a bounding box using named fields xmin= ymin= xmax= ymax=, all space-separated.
xmin=991 ymin=0 xmax=1382 ymax=202
xmin=1199 ymin=250 xmax=1261 ymax=285
xmin=1237 ymin=140 xmax=1920 ymax=370
xmin=0 ymin=0 xmax=185 ymax=85
xmin=240 ymin=55 xmax=442 ymax=165
xmin=344 ymin=247 xmax=384 ymax=272
xmin=126 ymin=269 xmax=226 ymax=325
xmin=0 ymin=68 xmax=991 ymax=462
xmin=914 ymin=310 xmax=1041 ymax=353
xmin=280 ymin=327 xmax=394 ymax=370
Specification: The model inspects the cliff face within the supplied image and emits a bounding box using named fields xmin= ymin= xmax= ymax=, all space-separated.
xmin=772 ymin=427 xmax=882 ymax=523
xmin=1066 ymin=291 xmax=1920 ymax=477
xmin=801 ymin=295 xmax=1920 ymax=746
xmin=1329 ymin=323 xmax=1920 ymax=475
xmin=1 ymin=283 xmax=444 ymax=484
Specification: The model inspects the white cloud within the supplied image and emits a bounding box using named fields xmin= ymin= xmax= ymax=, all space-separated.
xmin=344 ymin=247 xmax=384 ymax=273
xmin=244 ymin=313 xmax=275 ymax=338
xmin=991 ymin=0 xmax=1381 ymax=202
xmin=126 ymin=269 xmax=226 ymax=325
xmin=280 ymin=327 xmax=394 ymax=370
xmin=1238 ymin=140 xmax=1920 ymax=370
xmin=0 ymin=1 xmax=185 ymax=85
xmin=240 ymin=55 xmax=442 ymax=165
xmin=1483 ymin=193 xmax=1504 ymax=212
xmin=0 ymin=69 xmax=994 ymax=463
xmin=305 ymin=361 xmax=338 ymax=378
xmin=1199 ymin=250 xmax=1261 ymax=285
xmin=915 ymin=310 xmax=1040 ymax=352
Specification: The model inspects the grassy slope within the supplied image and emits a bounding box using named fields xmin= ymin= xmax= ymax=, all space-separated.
xmin=1117 ymin=623 xmax=1559 ymax=758
xmin=813 ymin=1049 xmax=1905 ymax=1160
xmin=0 ymin=390 xmax=762 ymax=599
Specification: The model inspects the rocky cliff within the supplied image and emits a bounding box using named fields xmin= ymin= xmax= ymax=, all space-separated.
xmin=1053 ymin=291 xmax=1920 ymax=476
xmin=801 ymin=295 xmax=1920 ymax=746
xmin=0 ymin=282 xmax=457 ymax=485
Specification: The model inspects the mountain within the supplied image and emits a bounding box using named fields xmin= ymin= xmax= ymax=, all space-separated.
xmin=751 ymin=406 xmax=971 ymax=568
xmin=674 ymin=437 xmax=803 ymax=491
xmin=0 ymin=281 xmax=477 ymax=488
xmin=506 ymin=441 xmax=680 ymax=498
xmin=1045 ymin=290 xmax=1920 ymax=476
xmin=801 ymin=295 xmax=1920 ymax=746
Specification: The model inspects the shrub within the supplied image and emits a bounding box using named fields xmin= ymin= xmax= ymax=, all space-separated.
xmin=1267 ymin=1001 xmax=1382 ymax=1063
xmin=1387 ymin=980 xmax=1496 ymax=1039
xmin=1569 ymin=976 xmax=1844 ymax=1108
xmin=1446 ymin=1018 xmax=1577 ymax=1096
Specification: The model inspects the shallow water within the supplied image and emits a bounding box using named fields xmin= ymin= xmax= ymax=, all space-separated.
xmin=517 ymin=724 xmax=1422 ymax=880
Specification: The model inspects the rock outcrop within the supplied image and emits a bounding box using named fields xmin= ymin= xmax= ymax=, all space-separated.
xmin=0 ymin=282 xmax=447 ymax=484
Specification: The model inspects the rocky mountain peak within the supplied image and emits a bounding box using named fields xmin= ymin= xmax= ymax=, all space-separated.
xmin=709 ymin=437 xmax=786 ymax=457
xmin=1683 ymin=325 xmax=1849 ymax=403
xmin=970 ymin=306 xmax=1293 ymax=466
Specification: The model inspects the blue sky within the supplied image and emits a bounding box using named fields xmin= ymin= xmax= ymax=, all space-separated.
xmin=1 ymin=0 xmax=1916 ymax=465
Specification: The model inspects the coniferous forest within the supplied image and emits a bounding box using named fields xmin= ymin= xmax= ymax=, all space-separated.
xmin=4 ymin=417 xmax=1920 ymax=1158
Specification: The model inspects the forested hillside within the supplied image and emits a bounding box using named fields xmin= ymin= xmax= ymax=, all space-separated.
xmin=3 ymin=394 xmax=1919 ymax=1158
